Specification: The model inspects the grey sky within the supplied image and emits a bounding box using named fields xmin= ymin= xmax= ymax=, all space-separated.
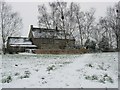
xmin=8 ymin=1 xmax=117 ymax=37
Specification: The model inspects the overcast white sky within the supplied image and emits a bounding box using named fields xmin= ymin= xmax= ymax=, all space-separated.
xmin=7 ymin=0 xmax=119 ymax=37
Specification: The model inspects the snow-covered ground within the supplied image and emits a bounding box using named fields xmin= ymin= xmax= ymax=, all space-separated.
xmin=1 ymin=52 xmax=118 ymax=88
xmin=0 ymin=54 xmax=2 ymax=89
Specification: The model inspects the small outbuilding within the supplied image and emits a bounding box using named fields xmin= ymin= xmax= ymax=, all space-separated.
xmin=7 ymin=37 xmax=37 ymax=53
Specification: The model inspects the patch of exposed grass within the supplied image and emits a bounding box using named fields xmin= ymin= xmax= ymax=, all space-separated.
xmin=84 ymin=73 xmax=114 ymax=84
xmin=47 ymin=65 xmax=56 ymax=71
xmin=2 ymin=76 xmax=12 ymax=83
xmin=19 ymin=70 xmax=31 ymax=79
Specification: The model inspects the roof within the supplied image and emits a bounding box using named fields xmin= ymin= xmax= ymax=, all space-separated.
xmin=8 ymin=37 xmax=32 ymax=45
xmin=8 ymin=37 xmax=37 ymax=47
xmin=31 ymin=25 xmax=74 ymax=40
xmin=32 ymin=27 xmax=64 ymax=32
xmin=10 ymin=44 xmax=37 ymax=47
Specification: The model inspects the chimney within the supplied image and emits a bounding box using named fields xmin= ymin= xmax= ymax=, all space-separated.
xmin=30 ymin=25 xmax=33 ymax=30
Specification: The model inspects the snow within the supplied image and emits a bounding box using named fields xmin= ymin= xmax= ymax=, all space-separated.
xmin=32 ymin=29 xmax=74 ymax=39
xmin=10 ymin=44 xmax=37 ymax=47
xmin=9 ymin=38 xmax=32 ymax=45
xmin=18 ymin=52 xmax=37 ymax=55
xmin=8 ymin=37 xmax=37 ymax=48
xmin=1 ymin=52 xmax=118 ymax=88
xmin=83 ymin=37 xmax=97 ymax=45
xmin=33 ymin=30 xmax=49 ymax=38
xmin=0 ymin=54 xmax=2 ymax=89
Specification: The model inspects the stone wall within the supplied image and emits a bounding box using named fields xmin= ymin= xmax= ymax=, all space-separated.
xmin=34 ymin=48 xmax=89 ymax=54
xmin=32 ymin=38 xmax=75 ymax=50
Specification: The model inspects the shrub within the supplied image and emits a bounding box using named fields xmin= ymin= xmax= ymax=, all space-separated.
xmin=2 ymin=76 xmax=12 ymax=83
xmin=63 ymin=62 xmax=71 ymax=65
xmin=24 ymin=70 xmax=31 ymax=75
xmin=85 ymin=75 xmax=91 ymax=80
xmin=99 ymin=78 xmax=105 ymax=84
xmin=2 ymin=78 xmax=6 ymax=83
xmin=84 ymin=74 xmax=113 ymax=84
xmin=98 ymin=36 xmax=110 ymax=52
xmin=86 ymin=63 xmax=93 ymax=68
xmin=35 ymin=69 xmax=39 ymax=72
xmin=84 ymin=38 xmax=97 ymax=52
xmin=103 ymin=74 xmax=113 ymax=83
xmin=91 ymin=75 xmax=98 ymax=80
xmin=85 ymin=75 xmax=98 ymax=80
xmin=47 ymin=65 xmax=56 ymax=71
xmin=20 ymin=74 xmax=30 ymax=79
xmin=14 ymin=72 xmax=20 ymax=76
xmin=20 ymin=71 xmax=31 ymax=79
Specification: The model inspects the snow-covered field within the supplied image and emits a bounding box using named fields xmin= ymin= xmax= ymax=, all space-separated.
xmin=1 ymin=52 xmax=118 ymax=88
xmin=0 ymin=54 xmax=2 ymax=89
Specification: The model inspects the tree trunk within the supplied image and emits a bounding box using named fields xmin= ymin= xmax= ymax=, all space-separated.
xmin=2 ymin=43 xmax=5 ymax=54
xmin=117 ymin=35 xmax=120 ymax=51
xmin=116 ymin=34 xmax=120 ymax=51
xmin=1 ymin=2 xmax=6 ymax=54
xmin=78 ymin=25 xmax=83 ymax=47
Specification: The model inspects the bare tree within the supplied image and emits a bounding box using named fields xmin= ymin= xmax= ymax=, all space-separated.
xmin=84 ymin=8 xmax=95 ymax=39
xmin=39 ymin=2 xmax=75 ymax=36
xmin=98 ymin=4 xmax=119 ymax=50
xmin=98 ymin=17 xmax=115 ymax=49
xmin=49 ymin=2 xmax=59 ymax=29
xmin=71 ymin=3 xmax=84 ymax=47
xmin=0 ymin=1 xmax=23 ymax=53
xmin=65 ymin=2 xmax=78 ymax=37
xmin=38 ymin=4 xmax=52 ymax=29
xmin=49 ymin=2 xmax=67 ymax=37
xmin=106 ymin=7 xmax=117 ymax=49
xmin=38 ymin=2 xmax=96 ymax=48
xmin=72 ymin=3 xmax=95 ymax=47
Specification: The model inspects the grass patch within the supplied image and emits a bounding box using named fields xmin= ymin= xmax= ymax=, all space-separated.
xmin=84 ymin=73 xmax=114 ymax=84
xmin=2 ymin=76 xmax=12 ymax=83
xmin=47 ymin=65 xmax=56 ymax=71
xmin=19 ymin=71 xmax=31 ymax=79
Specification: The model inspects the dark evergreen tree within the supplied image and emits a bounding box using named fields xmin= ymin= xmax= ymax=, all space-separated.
xmin=98 ymin=36 xmax=109 ymax=52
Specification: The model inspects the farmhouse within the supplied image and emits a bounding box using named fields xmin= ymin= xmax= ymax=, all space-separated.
xmin=7 ymin=25 xmax=76 ymax=53
xmin=7 ymin=37 xmax=37 ymax=53
xmin=28 ymin=25 xmax=75 ymax=50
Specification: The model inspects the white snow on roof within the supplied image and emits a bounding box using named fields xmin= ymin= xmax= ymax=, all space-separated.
xmin=10 ymin=44 xmax=37 ymax=47
xmin=32 ymin=30 xmax=54 ymax=38
xmin=32 ymin=29 xmax=74 ymax=39
xmin=9 ymin=38 xmax=32 ymax=45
